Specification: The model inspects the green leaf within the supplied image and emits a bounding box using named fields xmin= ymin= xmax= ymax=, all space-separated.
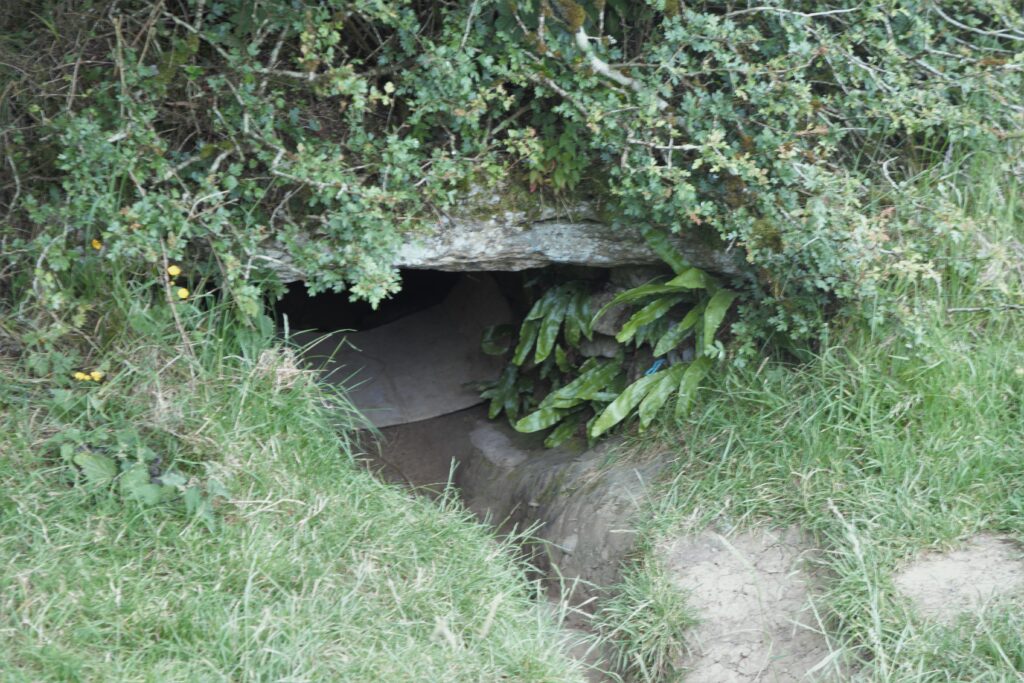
xmin=555 ymin=345 xmax=571 ymax=373
xmin=60 ymin=442 xmax=75 ymax=463
xmin=535 ymin=294 xmax=570 ymax=363
xmin=593 ymin=282 xmax=677 ymax=324
xmin=483 ymin=365 xmax=521 ymax=419
xmin=119 ymin=463 xmax=150 ymax=497
xmin=636 ymin=315 xmax=673 ymax=348
xmin=129 ymin=483 xmax=167 ymax=505
xmin=675 ymin=356 xmax=713 ymax=419
xmin=184 ymin=486 xmax=217 ymax=532
xmin=638 ymin=223 xmax=690 ymax=274
xmin=159 ymin=470 xmax=188 ymax=488
xmin=512 ymin=318 xmax=540 ymax=366
xmin=665 ymin=268 xmax=714 ymax=290
xmin=544 ymin=410 xmax=586 ymax=447
xmin=515 ymin=406 xmax=567 ymax=433
xmin=616 ymin=295 xmax=685 ymax=344
xmin=73 ymin=451 xmax=118 ymax=487
xmin=481 ymin=324 xmax=514 ymax=356
xmin=638 ymin=364 xmax=687 ymax=429
xmin=184 ymin=485 xmax=203 ymax=516
xmin=564 ymin=288 xmax=592 ymax=347
xmin=118 ymin=463 xmax=169 ymax=505
xmin=206 ymin=478 xmax=230 ymax=500
xmin=702 ymin=289 xmax=739 ymax=355
xmin=542 ymin=359 xmax=622 ymax=410
xmin=653 ymin=302 xmax=705 ymax=356
xmin=525 ymin=290 xmax=555 ymax=320
xmin=127 ymin=307 xmax=159 ymax=335
xmin=590 ymin=371 xmax=666 ymax=438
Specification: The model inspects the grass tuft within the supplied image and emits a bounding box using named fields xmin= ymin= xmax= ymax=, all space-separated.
xmin=0 ymin=279 xmax=585 ymax=681
xmin=603 ymin=149 xmax=1024 ymax=680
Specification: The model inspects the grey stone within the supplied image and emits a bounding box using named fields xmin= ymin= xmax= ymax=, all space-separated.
xmin=470 ymin=423 xmax=529 ymax=468
xmin=589 ymin=290 xmax=631 ymax=337
xmin=259 ymin=185 xmax=745 ymax=279
xmin=609 ymin=265 xmax=671 ymax=288
xmin=578 ymin=334 xmax=620 ymax=359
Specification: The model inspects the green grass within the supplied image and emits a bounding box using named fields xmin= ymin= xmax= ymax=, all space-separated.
xmin=3 ymin=148 xmax=1021 ymax=682
xmin=0 ymin=285 xmax=586 ymax=682
xmin=607 ymin=150 xmax=1024 ymax=681
xmin=593 ymin=556 xmax=698 ymax=682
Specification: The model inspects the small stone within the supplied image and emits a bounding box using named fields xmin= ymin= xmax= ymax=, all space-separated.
xmin=589 ymin=290 xmax=631 ymax=337
xmin=578 ymin=335 xmax=619 ymax=358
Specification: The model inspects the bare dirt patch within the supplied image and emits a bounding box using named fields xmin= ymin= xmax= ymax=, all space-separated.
xmin=893 ymin=533 xmax=1024 ymax=624
xmin=659 ymin=526 xmax=840 ymax=682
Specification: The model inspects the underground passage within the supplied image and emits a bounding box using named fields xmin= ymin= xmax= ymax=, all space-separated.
xmin=272 ymin=269 xmax=665 ymax=617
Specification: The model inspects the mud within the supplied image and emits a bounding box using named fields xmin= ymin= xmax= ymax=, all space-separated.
xmin=894 ymin=533 xmax=1024 ymax=624
xmin=659 ymin=526 xmax=841 ymax=682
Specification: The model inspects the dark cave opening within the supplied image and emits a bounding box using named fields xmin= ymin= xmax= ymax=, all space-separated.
xmin=272 ymin=269 xmax=463 ymax=333
xmin=270 ymin=265 xmax=619 ymax=335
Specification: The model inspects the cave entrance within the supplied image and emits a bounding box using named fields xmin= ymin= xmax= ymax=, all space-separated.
xmin=274 ymin=269 xmax=538 ymax=492
xmin=274 ymin=267 xmax=658 ymax=674
xmin=277 ymin=270 xmax=514 ymax=429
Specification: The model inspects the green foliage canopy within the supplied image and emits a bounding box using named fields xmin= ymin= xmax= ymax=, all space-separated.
xmin=2 ymin=0 xmax=1021 ymax=341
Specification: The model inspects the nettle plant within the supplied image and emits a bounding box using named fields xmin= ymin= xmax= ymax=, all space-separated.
xmin=2 ymin=1 xmax=1021 ymax=438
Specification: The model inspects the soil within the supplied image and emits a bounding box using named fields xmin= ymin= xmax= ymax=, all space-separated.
xmin=294 ymin=273 xmax=868 ymax=682
xmin=362 ymin=407 xmax=622 ymax=681
xmin=360 ymin=406 xmax=488 ymax=496
xmin=659 ymin=526 xmax=841 ymax=682
xmin=360 ymin=403 xmax=663 ymax=610
xmin=893 ymin=533 xmax=1024 ymax=624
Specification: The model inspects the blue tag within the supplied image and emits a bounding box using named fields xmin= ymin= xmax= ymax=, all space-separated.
xmin=644 ymin=358 xmax=667 ymax=375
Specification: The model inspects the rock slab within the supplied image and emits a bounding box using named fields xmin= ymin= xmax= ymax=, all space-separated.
xmin=262 ymin=187 xmax=745 ymax=279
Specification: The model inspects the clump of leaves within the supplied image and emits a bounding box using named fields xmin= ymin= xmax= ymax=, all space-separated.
xmin=483 ymin=230 xmax=739 ymax=443
xmin=2 ymin=0 xmax=1020 ymax=409
xmin=48 ymin=425 xmax=225 ymax=531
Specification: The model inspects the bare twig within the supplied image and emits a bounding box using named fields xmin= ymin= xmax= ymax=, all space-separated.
xmin=880 ymin=157 xmax=901 ymax=190
xmin=268 ymin=148 xmax=350 ymax=192
xmin=573 ymin=27 xmax=668 ymax=110
xmin=930 ymin=5 xmax=1024 ymax=42
xmin=946 ymin=304 xmax=1024 ymax=313
xmin=460 ymin=0 xmax=480 ymax=51
xmin=193 ymin=0 xmax=207 ymax=32
xmin=259 ymin=27 xmax=289 ymax=96
xmin=165 ymin=12 xmax=405 ymax=82
xmin=159 ymin=240 xmax=198 ymax=378
xmin=627 ymin=136 xmax=699 ymax=151
xmin=65 ymin=55 xmax=82 ymax=113
xmin=726 ymin=6 xmax=859 ymax=19
xmin=207 ymin=149 xmax=231 ymax=175
xmin=4 ymin=151 xmax=21 ymax=221
xmin=525 ymin=72 xmax=588 ymax=117
xmin=161 ymin=155 xmax=201 ymax=181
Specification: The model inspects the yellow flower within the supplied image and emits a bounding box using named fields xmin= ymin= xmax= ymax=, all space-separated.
xmin=167 ymin=264 xmax=182 ymax=277
xmin=89 ymin=370 xmax=105 ymax=382
xmin=91 ymin=239 xmax=102 ymax=250
xmin=177 ymin=287 xmax=190 ymax=300
xmin=73 ymin=371 xmax=91 ymax=381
